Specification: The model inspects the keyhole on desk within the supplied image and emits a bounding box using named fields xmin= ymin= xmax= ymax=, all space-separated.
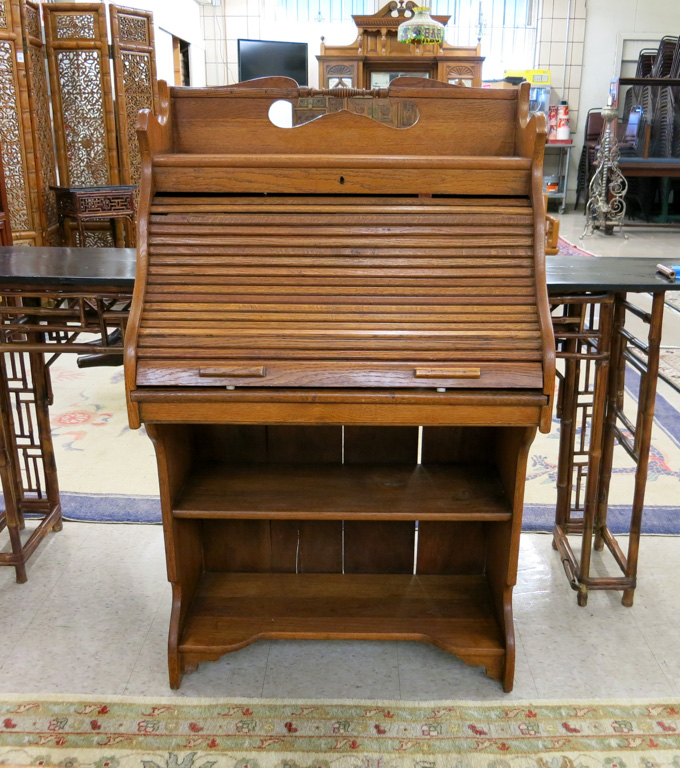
xmin=339 ymin=176 xmax=345 ymax=184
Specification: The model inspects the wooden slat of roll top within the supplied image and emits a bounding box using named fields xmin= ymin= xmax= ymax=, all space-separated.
xmin=147 ymin=267 xmax=535 ymax=279
xmin=138 ymin=337 xmax=543 ymax=351
xmin=148 ymin=258 xmax=534 ymax=270
xmin=142 ymin=301 xmax=537 ymax=314
xmin=138 ymin=194 xmax=542 ymax=388
xmin=150 ymin=213 xmax=532 ymax=226
xmin=148 ymin=258 xmax=533 ymax=270
xmin=144 ymin=288 xmax=537 ymax=305
xmin=150 ymin=230 xmax=534 ymax=243
xmin=149 ymin=214 xmax=531 ymax=227
xmin=137 ymin=348 xmax=543 ymax=361
xmin=149 ymin=237 xmax=533 ymax=250
xmin=136 ymin=336 xmax=543 ymax=355
xmin=150 ymin=195 xmax=531 ymax=208
xmin=150 ymin=247 xmax=533 ymax=256
xmin=140 ymin=319 xmax=537 ymax=330
xmin=145 ymin=279 xmax=536 ymax=294
xmin=149 ymin=203 xmax=531 ymax=215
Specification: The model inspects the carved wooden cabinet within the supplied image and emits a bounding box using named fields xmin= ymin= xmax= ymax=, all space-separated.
xmin=125 ymin=77 xmax=553 ymax=692
xmin=317 ymin=0 xmax=483 ymax=89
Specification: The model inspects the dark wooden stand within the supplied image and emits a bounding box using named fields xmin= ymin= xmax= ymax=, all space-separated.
xmin=51 ymin=185 xmax=136 ymax=247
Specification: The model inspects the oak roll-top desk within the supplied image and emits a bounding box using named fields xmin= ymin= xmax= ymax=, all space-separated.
xmin=124 ymin=77 xmax=555 ymax=692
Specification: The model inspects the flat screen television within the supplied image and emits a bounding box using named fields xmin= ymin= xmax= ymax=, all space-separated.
xmin=238 ymin=39 xmax=308 ymax=86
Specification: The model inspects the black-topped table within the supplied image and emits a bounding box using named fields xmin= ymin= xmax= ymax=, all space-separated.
xmin=0 ymin=247 xmax=675 ymax=292
xmin=547 ymin=254 xmax=680 ymax=292
xmin=0 ymin=247 xmax=677 ymax=606
xmin=0 ymin=247 xmax=136 ymax=286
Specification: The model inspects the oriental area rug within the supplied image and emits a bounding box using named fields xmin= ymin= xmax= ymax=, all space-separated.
xmin=556 ymin=235 xmax=597 ymax=258
xmin=1 ymin=694 xmax=680 ymax=768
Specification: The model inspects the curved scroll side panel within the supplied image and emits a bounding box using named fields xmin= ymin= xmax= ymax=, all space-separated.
xmin=514 ymin=82 xmax=555 ymax=429
xmin=124 ymin=80 xmax=172 ymax=428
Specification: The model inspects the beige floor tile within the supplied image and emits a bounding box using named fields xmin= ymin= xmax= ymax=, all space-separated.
xmin=262 ymin=640 xmax=401 ymax=699
xmin=125 ymin=603 xmax=272 ymax=698
xmin=2 ymin=522 xmax=680 ymax=699
xmin=396 ymin=632 xmax=538 ymax=701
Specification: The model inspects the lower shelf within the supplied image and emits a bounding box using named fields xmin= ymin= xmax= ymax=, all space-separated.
xmin=179 ymin=572 xmax=505 ymax=663
xmin=174 ymin=462 xmax=512 ymax=521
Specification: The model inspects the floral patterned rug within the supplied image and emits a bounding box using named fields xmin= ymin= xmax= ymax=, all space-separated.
xmin=1 ymin=694 xmax=680 ymax=767
xmin=557 ymin=235 xmax=597 ymax=258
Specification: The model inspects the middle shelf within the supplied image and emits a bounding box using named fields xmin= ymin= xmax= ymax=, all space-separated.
xmin=174 ymin=462 xmax=512 ymax=521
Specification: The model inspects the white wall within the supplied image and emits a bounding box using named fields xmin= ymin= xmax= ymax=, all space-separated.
xmin=93 ymin=0 xmax=206 ymax=86
xmin=202 ymin=0 xmax=379 ymax=87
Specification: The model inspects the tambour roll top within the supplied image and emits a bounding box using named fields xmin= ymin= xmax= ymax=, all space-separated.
xmin=125 ymin=77 xmax=555 ymax=429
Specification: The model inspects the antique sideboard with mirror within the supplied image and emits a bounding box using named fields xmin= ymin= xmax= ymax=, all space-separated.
xmin=316 ymin=0 xmax=483 ymax=91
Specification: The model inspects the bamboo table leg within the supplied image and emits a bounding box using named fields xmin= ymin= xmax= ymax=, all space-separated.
xmin=0 ymin=349 xmax=62 ymax=582
xmin=551 ymin=294 xmax=614 ymax=605
xmin=596 ymin=292 xmax=665 ymax=606
xmin=0 ymin=368 xmax=27 ymax=583
xmin=554 ymin=302 xmax=582 ymax=538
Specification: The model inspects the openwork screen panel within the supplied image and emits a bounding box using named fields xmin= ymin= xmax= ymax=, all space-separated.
xmin=110 ymin=5 xmax=158 ymax=190
xmin=44 ymin=3 xmax=118 ymax=189
xmin=56 ymin=49 xmax=110 ymax=186
xmin=0 ymin=0 xmax=39 ymax=242
xmin=55 ymin=10 xmax=96 ymax=39
xmin=21 ymin=0 xmax=59 ymax=245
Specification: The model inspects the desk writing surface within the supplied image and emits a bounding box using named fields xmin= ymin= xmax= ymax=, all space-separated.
xmin=0 ymin=247 xmax=679 ymax=294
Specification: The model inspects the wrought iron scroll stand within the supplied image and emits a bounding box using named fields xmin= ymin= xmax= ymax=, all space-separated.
xmin=582 ymin=99 xmax=628 ymax=238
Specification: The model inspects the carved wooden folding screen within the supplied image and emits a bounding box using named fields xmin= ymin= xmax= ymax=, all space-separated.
xmin=110 ymin=5 xmax=159 ymax=192
xmin=43 ymin=4 xmax=119 ymax=193
xmin=0 ymin=0 xmax=41 ymax=244
xmin=20 ymin=0 xmax=59 ymax=245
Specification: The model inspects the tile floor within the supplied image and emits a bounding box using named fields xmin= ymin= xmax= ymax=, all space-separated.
xmin=2 ymin=524 xmax=680 ymax=700
xmin=1 ymin=211 xmax=680 ymax=701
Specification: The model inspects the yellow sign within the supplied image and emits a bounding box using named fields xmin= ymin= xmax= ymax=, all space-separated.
xmin=504 ymin=69 xmax=551 ymax=85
